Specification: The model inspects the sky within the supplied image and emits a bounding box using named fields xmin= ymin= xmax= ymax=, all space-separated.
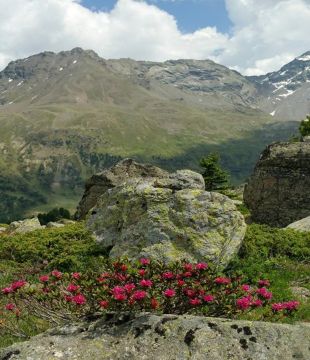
xmin=0 ymin=0 xmax=309 ymax=75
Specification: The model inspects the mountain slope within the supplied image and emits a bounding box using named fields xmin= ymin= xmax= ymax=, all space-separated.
xmin=248 ymin=51 xmax=310 ymax=120
xmin=0 ymin=48 xmax=302 ymax=222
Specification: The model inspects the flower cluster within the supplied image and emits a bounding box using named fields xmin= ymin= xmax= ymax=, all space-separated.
xmin=0 ymin=260 xmax=300 ymax=323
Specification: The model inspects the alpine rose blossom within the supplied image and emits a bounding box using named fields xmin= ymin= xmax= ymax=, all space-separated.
xmin=139 ymin=258 xmax=150 ymax=266
xmin=203 ymin=295 xmax=214 ymax=303
xmin=51 ymin=270 xmax=62 ymax=279
xmin=71 ymin=272 xmax=81 ymax=280
xmin=162 ymin=272 xmax=174 ymax=280
xmin=196 ymin=262 xmax=208 ymax=270
xmin=140 ymin=279 xmax=153 ymax=288
xmin=66 ymin=284 xmax=80 ymax=293
xmin=11 ymin=280 xmax=27 ymax=291
xmin=72 ymin=294 xmax=86 ymax=305
xmin=258 ymin=279 xmax=270 ymax=288
xmin=256 ymin=287 xmax=272 ymax=299
xmin=236 ymin=297 xmax=251 ymax=310
xmin=189 ymin=298 xmax=201 ymax=306
xmin=241 ymin=284 xmax=251 ymax=292
xmin=2 ymin=287 xmax=13 ymax=295
xmin=39 ymin=275 xmax=49 ymax=283
xmin=99 ymin=300 xmax=109 ymax=309
xmin=132 ymin=290 xmax=147 ymax=301
xmin=214 ymin=277 xmax=231 ymax=285
xmin=164 ymin=289 xmax=176 ymax=298
xmin=124 ymin=283 xmax=136 ymax=293
xmin=5 ymin=303 xmax=15 ymax=311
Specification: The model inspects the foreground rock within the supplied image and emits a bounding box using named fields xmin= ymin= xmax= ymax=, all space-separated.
xmin=87 ymin=175 xmax=246 ymax=267
xmin=7 ymin=217 xmax=42 ymax=234
xmin=1 ymin=313 xmax=309 ymax=360
xmin=75 ymin=159 xmax=169 ymax=219
xmin=286 ymin=215 xmax=310 ymax=232
xmin=244 ymin=140 xmax=310 ymax=227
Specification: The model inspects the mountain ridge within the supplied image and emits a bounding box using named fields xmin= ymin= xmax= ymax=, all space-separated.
xmin=0 ymin=48 xmax=307 ymax=222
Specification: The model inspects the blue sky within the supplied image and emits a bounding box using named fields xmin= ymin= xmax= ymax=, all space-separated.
xmin=0 ymin=0 xmax=309 ymax=75
xmin=81 ymin=0 xmax=232 ymax=33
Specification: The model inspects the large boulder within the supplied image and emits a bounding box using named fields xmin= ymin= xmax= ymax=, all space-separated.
xmin=87 ymin=176 xmax=246 ymax=267
xmin=7 ymin=217 xmax=42 ymax=234
xmin=244 ymin=141 xmax=310 ymax=227
xmin=1 ymin=313 xmax=309 ymax=360
xmin=75 ymin=159 xmax=169 ymax=219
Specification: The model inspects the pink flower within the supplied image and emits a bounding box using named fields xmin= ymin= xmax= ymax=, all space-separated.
xmin=283 ymin=301 xmax=299 ymax=311
xmin=124 ymin=283 xmax=136 ymax=293
xmin=189 ymin=298 xmax=201 ymax=306
xmin=5 ymin=303 xmax=15 ymax=311
xmin=132 ymin=290 xmax=147 ymax=301
xmin=39 ymin=275 xmax=49 ymax=283
xmin=72 ymin=294 xmax=86 ymax=305
xmin=162 ymin=272 xmax=174 ymax=280
xmin=111 ymin=286 xmax=125 ymax=295
xmin=241 ymin=284 xmax=251 ymax=292
xmin=66 ymin=283 xmax=80 ymax=293
xmin=113 ymin=293 xmax=127 ymax=301
xmin=184 ymin=263 xmax=193 ymax=271
xmin=163 ymin=289 xmax=176 ymax=298
xmin=256 ymin=287 xmax=272 ymax=300
xmin=120 ymin=264 xmax=128 ymax=272
xmin=51 ymin=270 xmax=62 ymax=279
xmin=183 ymin=272 xmax=192 ymax=278
xmin=151 ymin=298 xmax=159 ymax=309
xmin=184 ymin=288 xmax=196 ymax=298
xmin=236 ymin=297 xmax=251 ymax=310
xmin=203 ymin=295 xmax=214 ymax=303
xmin=138 ymin=269 xmax=146 ymax=277
xmin=251 ymin=299 xmax=263 ymax=307
xmin=140 ymin=258 xmax=150 ymax=266
xmin=258 ymin=279 xmax=270 ymax=288
xmin=214 ymin=277 xmax=231 ymax=285
xmin=2 ymin=287 xmax=13 ymax=295
xmin=177 ymin=280 xmax=185 ymax=287
xmin=195 ymin=262 xmax=208 ymax=270
xmin=272 ymin=303 xmax=285 ymax=312
xmin=99 ymin=300 xmax=109 ymax=309
xmin=140 ymin=279 xmax=153 ymax=288
xmin=72 ymin=272 xmax=81 ymax=280
xmin=11 ymin=280 xmax=27 ymax=291
xmin=65 ymin=295 xmax=73 ymax=302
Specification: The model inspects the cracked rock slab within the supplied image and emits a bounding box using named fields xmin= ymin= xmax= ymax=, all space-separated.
xmin=1 ymin=313 xmax=309 ymax=360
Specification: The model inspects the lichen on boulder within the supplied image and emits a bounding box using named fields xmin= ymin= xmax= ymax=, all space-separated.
xmin=87 ymin=175 xmax=246 ymax=267
xmin=1 ymin=313 xmax=309 ymax=360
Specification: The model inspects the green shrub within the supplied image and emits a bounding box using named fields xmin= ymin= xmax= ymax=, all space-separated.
xmin=0 ymin=223 xmax=107 ymax=272
xmin=38 ymin=207 xmax=71 ymax=225
xmin=299 ymin=115 xmax=310 ymax=137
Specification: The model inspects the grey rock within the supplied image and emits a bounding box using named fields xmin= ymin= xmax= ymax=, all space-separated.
xmin=1 ymin=313 xmax=309 ymax=360
xmin=75 ymin=159 xmax=169 ymax=220
xmin=7 ymin=217 xmax=42 ymax=234
xmin=244 ymin=141 xmax=310 ymax=227
xmin=286 ymin=216 xmax=310 ymax=232
xmin=46 ymin=222 xmax=65 ymax=228
xmin=0 ymin=226 xmax=6 ymax=233
xmin=290 ymin=286 xmax=310 ymax=299
xmin=87 ymin=176 xmax=246 ymax=267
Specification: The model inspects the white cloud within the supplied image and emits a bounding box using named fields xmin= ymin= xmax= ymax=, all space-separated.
xmin=0 ymin=0 xmax=309 ymax=74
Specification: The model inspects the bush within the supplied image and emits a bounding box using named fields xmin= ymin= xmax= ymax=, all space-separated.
xmin=0 ymin=223 xmax=107 ymax=272
xmin=38 ymin=207 xmax=71 ymax=226
xmin=299 ymin=115 xmax=310 ymax=137
xmin=0 ymin=258 xmax=299 ymax=341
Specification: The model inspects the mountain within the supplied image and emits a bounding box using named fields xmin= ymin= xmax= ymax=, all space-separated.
xmin=248 ymin=51 xmax=310 ymax=120
xmin=0 ymin=48 xmax=304 ymax=222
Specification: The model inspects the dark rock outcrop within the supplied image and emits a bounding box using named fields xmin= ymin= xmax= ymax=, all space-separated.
xmin=244 ymin=140 xmax=310 ymax=226
xmin=1 ymin=313 xmax=309 ymax=360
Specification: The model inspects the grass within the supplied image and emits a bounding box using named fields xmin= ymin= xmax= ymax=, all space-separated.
xmin=226 ymin=224 xmax=310 ymax=323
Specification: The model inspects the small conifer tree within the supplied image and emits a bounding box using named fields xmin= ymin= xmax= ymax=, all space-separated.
xmin=299 ymin=115 xmax=310 ymax=137
xmin=199 ymin=153 xmax=229 ymax=191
